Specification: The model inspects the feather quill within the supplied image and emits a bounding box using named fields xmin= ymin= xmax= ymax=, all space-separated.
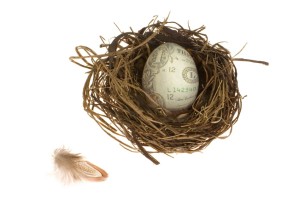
xmin=53 ymin=147 xmax=108 ymax=183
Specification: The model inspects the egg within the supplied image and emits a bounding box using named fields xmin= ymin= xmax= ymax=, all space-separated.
xmin=142 ymin=42 xmax=199 ymax=112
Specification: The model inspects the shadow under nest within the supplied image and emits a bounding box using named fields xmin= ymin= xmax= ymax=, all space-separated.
xmin=70 ymin=20 xmax=243 ymax=164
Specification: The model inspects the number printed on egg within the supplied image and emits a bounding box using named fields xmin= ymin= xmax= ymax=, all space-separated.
xmin=167 ymin=87 xmax=197 ymax=93
xmin=169 ymin=67 xmax=175 ymax=72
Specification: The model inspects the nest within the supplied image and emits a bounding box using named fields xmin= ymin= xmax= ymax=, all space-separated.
xmin=70 ymin=17 xmax=268 ymax=164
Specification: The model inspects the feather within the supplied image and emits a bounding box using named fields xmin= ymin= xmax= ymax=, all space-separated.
xmin=53 ymin=147 xmax=108 ymax=183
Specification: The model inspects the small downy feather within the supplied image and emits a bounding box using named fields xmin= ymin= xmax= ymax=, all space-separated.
xmin=53 ymin=147 xmax=108 ymax=183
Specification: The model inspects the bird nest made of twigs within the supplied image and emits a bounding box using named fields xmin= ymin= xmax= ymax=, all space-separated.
xmin=70 ymin=17 xmax=268 ymax=164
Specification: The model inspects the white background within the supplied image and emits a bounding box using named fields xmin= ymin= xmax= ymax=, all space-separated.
xmin=1 ymin=0 xmax=299 ymax=199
